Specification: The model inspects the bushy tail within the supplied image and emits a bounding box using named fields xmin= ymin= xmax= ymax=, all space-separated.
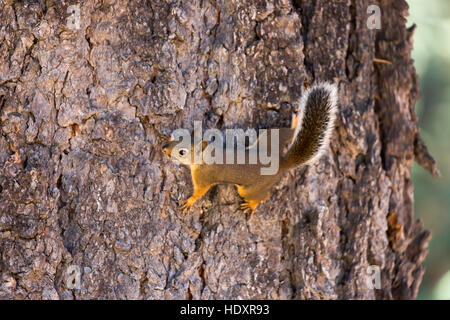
xmin=282 ymin=82 xmax=338 ymax=169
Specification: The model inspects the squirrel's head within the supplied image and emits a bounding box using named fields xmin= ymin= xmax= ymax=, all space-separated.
xmin=162 ymin=136 xmax=208 ymax=166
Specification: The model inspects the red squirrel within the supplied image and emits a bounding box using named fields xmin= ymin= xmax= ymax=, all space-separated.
xmin=162 ymin=83 xmax=338 ymax=214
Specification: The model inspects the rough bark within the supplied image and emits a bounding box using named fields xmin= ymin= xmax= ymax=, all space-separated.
xmin=0 ymin=0 xmax=434 ymax=299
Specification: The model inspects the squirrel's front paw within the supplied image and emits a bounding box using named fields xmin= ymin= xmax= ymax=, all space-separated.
xmin=179 ymin=197 xmax=197 ymax=214
xmin=240 ymin=200 xmax=260 ymax=215
xmin=240 ymin=202 xmax=254 ymax=215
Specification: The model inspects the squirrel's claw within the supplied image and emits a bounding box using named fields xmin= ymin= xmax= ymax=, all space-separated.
xmin=240 ymin=202 xmax=254 ymax=215
xmin=179 ymin=197 xmax=197 ymax=214
xmin=179 ymin=201 xmax=191 ymax=214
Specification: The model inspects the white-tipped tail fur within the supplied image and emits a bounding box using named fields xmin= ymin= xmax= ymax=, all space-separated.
xmin=283 ymin=82 xmax=338 ymax=168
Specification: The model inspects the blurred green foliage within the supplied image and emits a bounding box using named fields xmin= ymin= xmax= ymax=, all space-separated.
xmin=408 ymin=0 xmax=450 ymax=300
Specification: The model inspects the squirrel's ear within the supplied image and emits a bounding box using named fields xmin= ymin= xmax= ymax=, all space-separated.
xmin=291 ymin=112 xmax=299 ymax=129
xmin=194 ymin=140 xmax=209 ymax=151
xmin=162 ymin=130 xmax=173 ymax=141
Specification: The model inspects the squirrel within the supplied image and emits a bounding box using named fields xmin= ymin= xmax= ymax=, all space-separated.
xmin=162 ymin=82 xmax=338 ymax=214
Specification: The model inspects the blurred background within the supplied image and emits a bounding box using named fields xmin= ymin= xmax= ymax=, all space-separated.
xmin=408 ymin=0 xmax=450 ymax=299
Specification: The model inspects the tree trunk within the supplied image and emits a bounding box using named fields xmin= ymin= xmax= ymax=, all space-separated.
xmin=0 ymin=0 xmax=437 ymax=299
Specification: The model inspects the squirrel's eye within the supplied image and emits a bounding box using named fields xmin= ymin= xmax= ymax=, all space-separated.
xmin=179 ymin=149 xmax=187 ymax=156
